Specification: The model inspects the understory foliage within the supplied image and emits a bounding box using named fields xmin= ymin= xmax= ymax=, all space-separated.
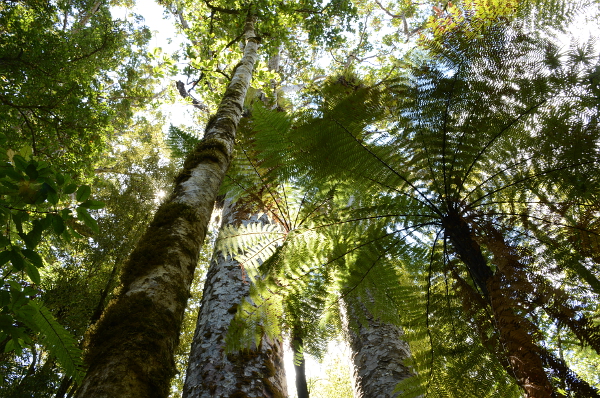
xmin=216 ymin=2 xmax=600 ymax=396
xmin=0 ymin=1 xmax=165 ymax=395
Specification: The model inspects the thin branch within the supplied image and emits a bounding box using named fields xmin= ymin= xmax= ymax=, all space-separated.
xmin=204 ymin=0 xmax=241 ymax=15
xmin=175 ymin=81 xmax=208 ymax=111
xmin=72 ymin=0 xmax=103 ymax=34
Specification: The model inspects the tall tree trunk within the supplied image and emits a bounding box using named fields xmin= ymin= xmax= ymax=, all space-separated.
xmin=182 ymin=198 xmax=287 ymax=398
xmin=75 ymin=14 xmax=259 ymax=398
xmin=343 ymin=298 xmax=413 ymax=398
xmin=291 ymin=334 xmax=309 ymax=398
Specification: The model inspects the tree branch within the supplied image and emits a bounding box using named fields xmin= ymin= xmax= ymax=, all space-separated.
xmin=72 ymin=0 xmax=103 ymax=34
xmin=204 ymin=0 xmax=241 ymax=15
xmin=175 ymin=81 xmax=208 ymax=111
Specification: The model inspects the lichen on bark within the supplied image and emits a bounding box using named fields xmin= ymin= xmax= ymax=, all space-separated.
xmin=343 ymin=298 xmax=413 ymax=398
xmin=182 ymin=199 xmax=287 ymax=398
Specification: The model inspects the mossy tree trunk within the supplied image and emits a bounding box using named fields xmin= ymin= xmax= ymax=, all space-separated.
xmin=75 ymin=15 xmax=260 ymax=398
xmin=344 ymin=299 xmax=413 ymax=398
xmin=182 ymin=198 xmax=287 ymax=398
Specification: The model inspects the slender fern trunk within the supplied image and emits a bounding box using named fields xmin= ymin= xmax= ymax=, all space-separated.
xmin=182 ymin=198 xmax=287 ymax=398
xmin=75 ymin=15 xmax=259 ymax=398
xmin=443 ymin=212 xmax=554 ymax=398
xmin=291 ymin=335 xmax=309 ymax=398
xmin=343 ymin=298 xmax=413 ymax=398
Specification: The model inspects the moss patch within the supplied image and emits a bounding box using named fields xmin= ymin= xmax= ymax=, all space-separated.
xmin=119 ymin=201 xmax=195 ymax=290
xmin=84 ymin=292 xmax=179 ymax=398
xmin=264 ymin=357 xmax=275 ymax=377
xmin=174 ymin=138 xmax=230 ymax=187
xmin=263 ymin=377 xmax=285 ymax=398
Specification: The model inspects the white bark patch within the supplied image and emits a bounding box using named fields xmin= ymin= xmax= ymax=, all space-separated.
xmin=343 ymin=299 xmax=413 ymax=398
xmin=183 ymin=199 xmax=287 ymax=398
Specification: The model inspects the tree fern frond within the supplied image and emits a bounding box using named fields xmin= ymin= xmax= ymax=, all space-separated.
xmin=22 ymin=300 xmax=85 ymax=383
xmin=217 ymin=222 xmax=284 ymax=258
xmin=166 ymin=124 xmax=202 ymax=159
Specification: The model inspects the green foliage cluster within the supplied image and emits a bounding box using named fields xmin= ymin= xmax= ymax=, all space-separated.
xmin=0 ymin=149 xmax=102 ymax=385
xmin=0 ymin=0 xmax=157 ymax=175
xmin=0 ymin=0 xmax=169 ymax=394
xmin=215 ymin=2 xmax=600 ymax=396
xmin=0 ymin=118 xmax=177 ymax=396
xmin=159 ymin=0 xmax=358 ymax=116
xmin=307 ymin=344 xmax=353 ymax=398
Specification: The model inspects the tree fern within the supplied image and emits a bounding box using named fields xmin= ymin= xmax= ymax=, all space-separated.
xmin=20 ymin=300 xmax=85 ymax=383
xmin=207 ymin=2 xmax=600 ymax=395
xmin=165 ymin=124 xmax=202 ymax=159
xmin=232 ymin=8 xmax=600 ymax=396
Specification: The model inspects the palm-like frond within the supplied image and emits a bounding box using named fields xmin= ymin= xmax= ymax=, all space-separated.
xmin=234 ymin=15 xmax=600 ymax=397
xmin=165 ymin=124 xmax=202 ymax=159
xmin=21 ymin=300 xmax=85 ymax=383
xmin=216 ymin=2 xmax=600 ymax=394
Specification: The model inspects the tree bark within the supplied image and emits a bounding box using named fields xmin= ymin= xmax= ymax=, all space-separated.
xmin=292 ymin=335 xmax=309 ymax=398
xmin=444 ymin=214 xmax=554 ymax=397
xmin=343 ymin=298 xmax=413 ymax=398
xmin=182 ymin=198 xmax=287 ymax=398
xmin=75 ymin=14 xmax=259 ymax=398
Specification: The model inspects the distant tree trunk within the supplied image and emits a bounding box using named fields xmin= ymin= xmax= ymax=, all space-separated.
xmin=182 ymin=198 xmax=287 ymax=398
xmin=75 ymin=14 xmax=259 ymax=398
xmin=344 ymin=298 xmax=413 ymax=398
xmin=54 ymin=375 xmax=73 ymax=398
xmin=291 ymin=335 xmax=309 ymax=398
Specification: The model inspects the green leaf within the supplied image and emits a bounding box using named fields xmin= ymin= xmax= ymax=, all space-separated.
xmin=19 ymin=231 xmax=32 ymax=249
xmin=0 ymin=314 xmax=12 ymax=329
xmin=25 ymin=301 xmax=86 ymax=383
xmin=61 ymin=229 xmax=72 ymax=242
xmin=0 ymin=179 xmax=19 ymax=192
xmin=36 ymin=165 xmax=52 ymax=178
xmin=9 ymin=249 xmax=24 ymax=271
xmin=22 ymin=249 xmax=43 ymax=268
xmin=0 ymin=235 xmax=10 ymax=248
xmin=12 ymin=155 xmax=28 ymax=172
xmin=0 ymin=250 xmax=12 ymax=266
xmin=63 ymin=183 xmax=77 ymax=195
xmin=41 ymin=179 xmax=59 ymax=193
xmin=78 ymin=200 xmax=105 ymax=210
xmin=1 ymin=167 xmax=21 ymax=182
xmin=50 ymin=213 xmax=65 ymax=234
xmin=76 ymin=185 xmax=91 ymax=202
xmin=76 ymin=207 xmax=98 ymax=234
xmin=4 ymin=338 xmax=22 ymax=355
xmin=25 ymin=220 xmax=45 ymax=249
xmin=0 ymin=207 xmax=8 ymax=223
xmin=12 ymin=211 xmax=27 ymax=234
xmin=0 ymin=290 xmax=10 ymax=307
xmin=39 ymin=213 xmax=52 ymax=230
xmin=25 ymin=163 xmax=38 ymax=180
xmin=56 ymin=173 xmax=65 ymax=186
xmin=47 ymin=187 xmax=59 ymax=205
xmin=24 ymin=262 xmax=41 ymax=284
